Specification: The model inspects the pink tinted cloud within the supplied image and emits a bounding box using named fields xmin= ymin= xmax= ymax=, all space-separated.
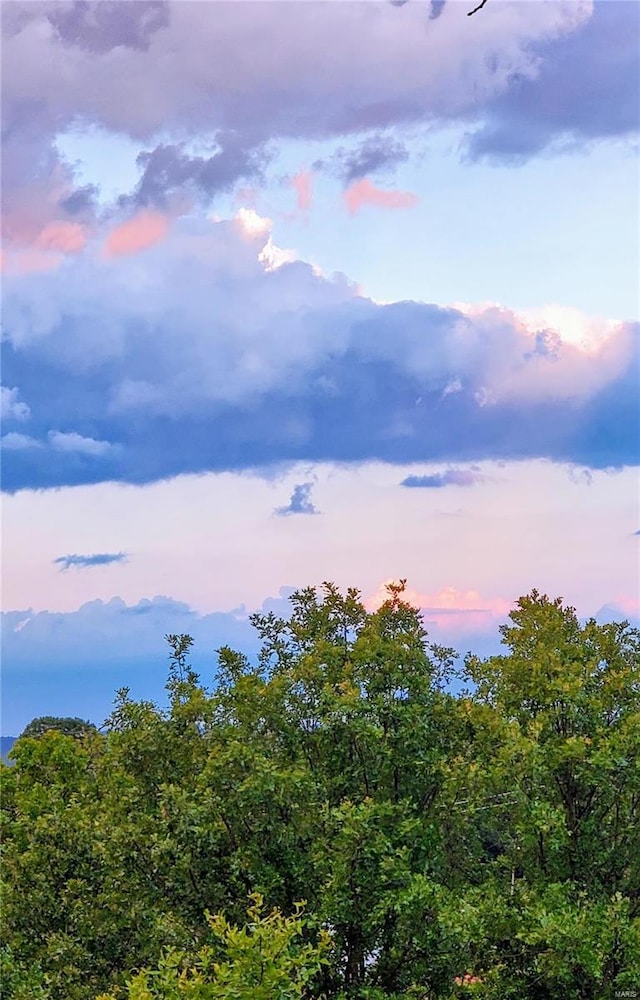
xmin=604 ymin=595 xmax=640 ymax=620
xmin=1 ymin=218 xmax=87 ymax=275
xmin=35 ymin=221 xmax=86 ymax=255
xmin=1 ymin=248 xmax=63 ymax=276
xmin=366 ymin=581 xmax=510 ymax=635
xmin=343 ymin=178 xmax=419 ymax=215
xmin=291 ymin=170 xmax=313 ymax=212
xmin=104 ymin=211 xmax=170 ymax=257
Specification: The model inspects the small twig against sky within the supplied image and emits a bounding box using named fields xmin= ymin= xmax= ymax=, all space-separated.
xmin=468 ymin=0 xmax=489 ymax=15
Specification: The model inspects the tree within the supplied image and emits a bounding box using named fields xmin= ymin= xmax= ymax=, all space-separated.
xmin=449 ymin=592 xmax=640 ymax=997
xmin=96 ymin=895 xmax=330 ymax=1000
xmin=1 ymin=584 xmax=638 ymax=1000
xmin=20 ymin=716 xmax=97 ymax=739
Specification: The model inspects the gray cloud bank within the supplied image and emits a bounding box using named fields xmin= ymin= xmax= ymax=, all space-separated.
xmin=1 ymin=2 xmax=637 ymax=240
xmin=2 ymin=216 xmax=637 ymax=492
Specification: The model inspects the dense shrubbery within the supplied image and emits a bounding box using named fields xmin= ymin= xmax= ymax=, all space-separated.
xmin=1 ymin=583 xmax=639 ymax=999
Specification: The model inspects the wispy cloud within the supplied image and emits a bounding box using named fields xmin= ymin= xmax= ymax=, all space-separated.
xmin=53 ymin=552 xmax=128 ymax=571
xmin=274 ymin=482 xmax=319 ymax=517
xmin=104 ymin=210 xmax=170 ymax=257
xmin=48 ymin=431 xmax=116 ymax=456
xmin=1 ymin=432 xmax=40 ymax=451
xmin=401 ymin=469 xmax=485 ymax=489
xmin=343 ymin=178 xmax=419 ymax=215
xmin=429 ymin=0 xmax=447 ymax=20
xmin=290 ymin=170 xmax=313 ymax=213
xmin=1 ymin=386 xmax=30 ymax=422
xmin=322 ymin=135 xmax=409 ymax=184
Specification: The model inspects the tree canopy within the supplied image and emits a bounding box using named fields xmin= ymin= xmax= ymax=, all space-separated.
xmin=1 ymin=583 xmax=638 ymax=999
xmin=19 ymin=716 xmax=98 ymax=740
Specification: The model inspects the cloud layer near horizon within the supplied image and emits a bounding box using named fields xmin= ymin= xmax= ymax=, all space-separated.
xmin=4 ymin=584 xmax=637 ymax=734
xmin=4 ymin=584 xmax=636 ymax=679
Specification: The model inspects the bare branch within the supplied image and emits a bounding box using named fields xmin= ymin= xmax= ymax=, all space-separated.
xmin=467 ymin=0 xmax=489 ymax=15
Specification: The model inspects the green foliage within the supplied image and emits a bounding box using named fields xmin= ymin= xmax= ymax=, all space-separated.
xmin=19 ymin=715 xmax=98 ymax=739
xmin=0 ymin=944 xmax=49 ymax=999
xmin=96 ymin=894 xmax=329 ymax=999
xmin=1 ymin=584 xmax=638 ymax=1000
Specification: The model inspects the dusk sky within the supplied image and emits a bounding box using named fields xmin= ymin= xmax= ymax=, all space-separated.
xmin=1 ymin=0 xmax=638 ymax=735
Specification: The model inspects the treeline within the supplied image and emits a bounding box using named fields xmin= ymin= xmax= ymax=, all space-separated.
xmin=1 ymin=583 xmax=639 ymax=999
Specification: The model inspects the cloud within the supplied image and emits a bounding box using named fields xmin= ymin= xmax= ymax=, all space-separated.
xmin=328 ymin=135 xmax=409 ymax=183
xmin=1 ymin=0 xmax=608 ymax=239
xmin=1 ymin=385 xmax=30 ymax=421
xmin=401 ymin=469 xmax=485 ymax=488
xmin=3 ymin=1 xmax=592 ymax=145
xmin=274 ymin=482 xmax=319 ymax=517
xmin=104 ymin=210 xmax=170 ymax=257
xmin=568 ymin=466 xmax=593 ymax=486
xmin=1 ymin=247 xmax=66 ymax=277
xmin=59 ymin=184 xmax=99 ymax=218
xmin=53 ymin=552 xmax=129 ymax=571
xmin=344 ymin=179 xmax=419 ymax=215
xmin=3 ymin=583 xmax=636 ymax=733
xmin=291 ymin=170 xmax=313 ymax=213
xmin=466 ymin=1 xmax=640 ymax=161
xmin=1 ymin=132 xmax=83 ymax=249
xmin=594 ymin=599 xmax=640 ymax=628
xmin=48 ymin=431 xmax=116 ymax=456
xmin=44 ymin=1 xmax=170 ymax=56
xmin=365 ymin=580 xmax=511 ymax=655
xmin=34 ymin=221 xmax=86 ymax=254
xmin=1 ymin=432 xmax=40 ymax=451
xmin=2 ymin=216 xmax=638 ymax=493
xmin=2 ymin=594 xmax=259 ymax=672
xmin=130 ymin=138 xmax=267 ymax=208
xmin=1 ymin=593 xmax=263 ymax=731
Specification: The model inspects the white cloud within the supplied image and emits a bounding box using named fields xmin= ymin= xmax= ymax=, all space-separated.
xmin=1 ymin=386 xmax=30 ymax=421
xmin=519 ymin=304 xmax=620 ymax=352
xmin=1 ymin=432 xmax=41 ymax=450
xmin=48 ymin=430 xmax=115 ymax=456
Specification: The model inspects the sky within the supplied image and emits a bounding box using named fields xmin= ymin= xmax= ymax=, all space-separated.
xmin=1 ymin=0 xmax=639 ymax=735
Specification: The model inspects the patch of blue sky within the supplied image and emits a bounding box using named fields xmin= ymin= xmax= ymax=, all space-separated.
xmin=57 ymin=126 xmax=144 ymax=204
xmin=267 ymin=130 xmax=639 ymax=320
xmin=55 ymin=123 xmax=638 ymax=320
